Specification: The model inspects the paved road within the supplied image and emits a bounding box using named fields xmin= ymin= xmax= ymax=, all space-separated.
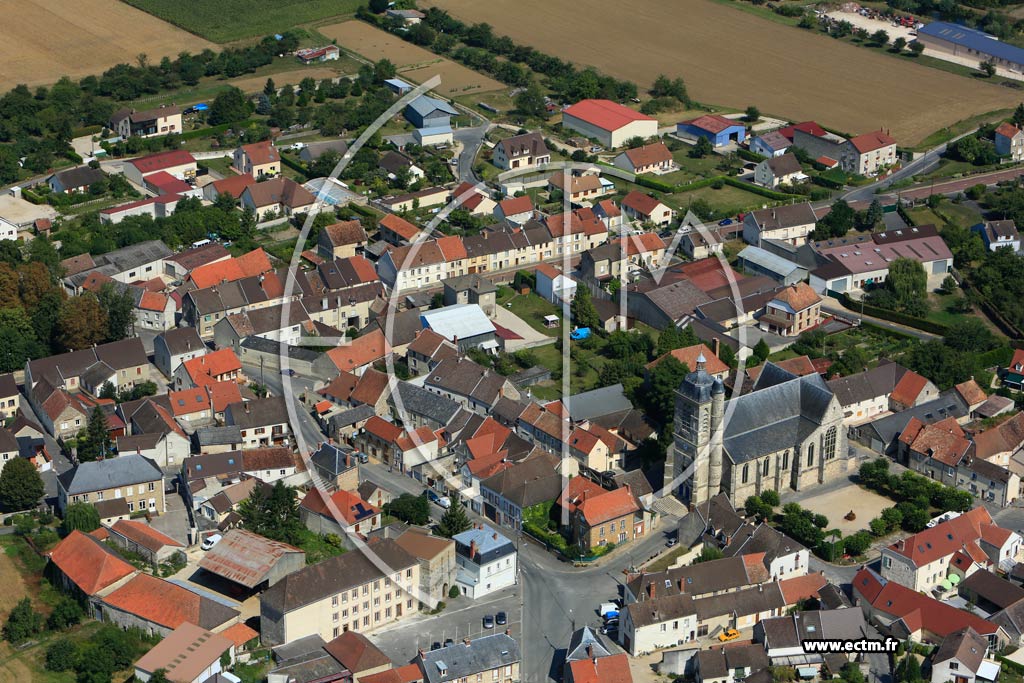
xmin=820 ymin=300 xmax=940 ymax=341
xmin=895 ymin=165 xmax=1024 ymax=201
xmin=384 ymin=125 xmax=489 ymax=185
xmin=841 ymin=142 xmax=952 ymax=205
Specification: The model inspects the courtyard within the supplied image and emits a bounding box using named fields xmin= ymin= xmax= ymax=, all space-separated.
xmin=796 ymin=482 xmax=894 ymax=536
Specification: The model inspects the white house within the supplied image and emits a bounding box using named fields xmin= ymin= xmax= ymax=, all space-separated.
xmin=535 ymin=263 xmax=577 ymax=304
xmin=452 ymin=525 xmax=517 ymax=599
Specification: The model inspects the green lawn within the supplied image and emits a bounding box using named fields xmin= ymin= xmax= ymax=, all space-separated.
xmin=926 ymin=291 xmax=972 ymax=328
xmin=904 ymin=207 xmax=944 ymax=228
xmin=658 ymin=152 xmax=724 ymax=185
xmin=664 ymin=184 xmax=768 ymax=218
xmin=934 ymin=202 xmax=983 ymax=230
xmin=201 ymin=155 xmax=236 ymax=177
xmin=122 ymin=0 xmax=364 ymax=42
xmin=502 ymin=292 xmax=562 ymax=337
xmin=644 ymin=546 xmax=688 ymax=572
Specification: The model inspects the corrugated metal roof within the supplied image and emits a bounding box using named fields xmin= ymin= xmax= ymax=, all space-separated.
xmin=198 ymin=528 xmax=303 ymax=588
xmin=919 ymin=21 xmax=1024 ymax=66
xmin=420 ymin=303 xmax=495 ymax=340
xmin=738 ymin=245 xmax=803 ymax=277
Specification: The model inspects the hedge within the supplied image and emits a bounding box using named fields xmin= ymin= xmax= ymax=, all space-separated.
xmin=977 ymin=345 xmax=1014 ymax=368
xmin=722 ymin=176 xmax=806 ymax=200
xmin=831 ymin=291 xmax=949 ymax=335
xmin=812 ymin=174 xmax=845 ymax=190
xmin=737 ymin=148 xmax=767 ymax=163
xmin=635 ymin=175 xmax=675 ymax=193
xmin=999 ymin=656 xmax=1024 ymax=677
xmin=279 ymin=154 xmax=307 ymax=177
xmin=20 ymin=188 xmax=46 ymax=205
xmin=71 ymin=125 xmax=103 ymax=138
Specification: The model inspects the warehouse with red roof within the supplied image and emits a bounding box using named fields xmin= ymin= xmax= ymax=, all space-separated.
xmin=561 ymin=99 xmax=658 ymax=148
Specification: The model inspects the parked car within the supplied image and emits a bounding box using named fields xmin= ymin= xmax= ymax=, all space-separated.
xmin=431 ymin=642 xmax=442 ymax=651
xmin=444 ymin=638 xmax=454 ymax=647
xmin=357 ymin=452 xmax=369 ymax=464
xmin=600 ymin=623 xmax=618 ymax=636
xmin=483 ymin=615 xmax=495 ymax=629
xmin=201 ymin=534 xmax=222 ymax=551
xmin=718 ymin=628 xmax=740 ymax=642
xmin=599 ymin=602 xmax=619 ymax=619
xmin=718 ymin=218 xmax=734 ymax=226
xmin=666 ymin=535 xmax=678 ymax=548
xmin=427 ymin=490 xmax=452 ymax=508
xmin=496 ymin=611 xmax=507 ymax=626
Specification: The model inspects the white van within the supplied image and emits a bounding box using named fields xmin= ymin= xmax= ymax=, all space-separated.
xmin=191 ymin=238 xmax=212 ymax=249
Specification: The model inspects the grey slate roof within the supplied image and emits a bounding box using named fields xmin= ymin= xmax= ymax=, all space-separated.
xmin=407 ymin=95 xmax=459 ymax=119
xmin=239 ymin=336 xmax=320 ymax=362
xmin=58 ymin=454 xmax=163 ymax=495
xmin=564 ymin=626 xmax=611 ymax=663
xmin=677 ymin=492 xmax=746 ymax=548
xmin=563 ymin=384 xmax=633 ymax=421
xmin=857 ymin=390 xmax=968 ymax=448
xmin=310 ymin=442 xmax=357 ymax=477
xmin=722 ymin=522 xmax=807 ymax=567
xmin=827 ymin=360 xmax=909 ymax=407
xmin=193 ymin=425 xmax=242 ymax=447
xmin=225 ymin=396 xmax=288 ymax=429
xmin=723 ymin=370 xmax=836 ymax=464
xmin=393 ymin=381 xmax=462 ymax=425
xmin=52 ymin=165 xmax=105 ymax=189
xmin=157 ymin=327 xmax=205 ymax=357
xmin=738 ymin=245 xmax=805 ymax=278
xmin=420 ymin=633 xmax=520 ymax=683
xmin=328 ymin=404 xmax=377 ymax=430
xmin=94 ymin=239 xmax=173 ymax=273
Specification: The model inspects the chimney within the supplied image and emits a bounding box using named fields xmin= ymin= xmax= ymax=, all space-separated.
xmin=648 ymin=582 xmax=656 ymax=599
xmin=505 ymin=629 xmax=511 ymax=636
xmin=493 ymin=532 xmax=499 ymax=541
xmin=185 ymin=339 xmax=191 ymax=351
xmin=470 ymin=540 xmax=477 ymax=558
xmin=712 ymin=337 xmax=720 ymax=359
xmin=244 ymin=402 xmax=250 ymax=414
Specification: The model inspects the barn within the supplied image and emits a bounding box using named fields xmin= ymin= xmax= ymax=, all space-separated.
xmin=404 ymin=95 xmax=459 ymax=129
xmin=677 ymin=114 xmax=747 ymax=147
xmin=917 ymin=22 xmax=1024 ymax=75
xmin=560 ymin=99 xmax=658 ymax=148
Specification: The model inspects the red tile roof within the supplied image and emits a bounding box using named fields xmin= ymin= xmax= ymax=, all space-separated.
xmin=220 ymin=622 xmax=259 ymax=648
xmin=169 ymin=387 xmax=210 ymax=417
xmin=778 ymin=121 xmax=828 ymax=142
xmin=849 ymin=130 xmax=897 ymax=154
xmin=623 ymin=142 xmax=673 ymax=168
xmin=324 ymin=329 xmax=390 ymax=373
xmin=102 ymin=573 xmax=215 ymax=630
xmin=981 ymin=523 xmax=1014 ymax=548
xmin=211 ymin=173 xmax=256 ymax=199
xmin=395 ymin=426 xmax=438 ymax=453
xmin=48 ymin=530 xmax=135 ymax=596
xmin=778 ymin=572 xmax=827 ymax=604
xmin=955 ymin=379 xmax=987 ymax=406
xmin=773 ymin=282 xmax=821 ymax=312
xmin=682 ymin=114 xmax=740 ymax=134
xmin=241 ymin=141 xmax=279 ymax=166
xmin=436 ymin=235 xmax=468 ymax=261
xmin=614 ymin=232 xmax=666 ymax=256
xmin=189 ymin=248 xmax=272 ymax=288
xmin=646 ymin=344 xmax=730 ymax=375
xmin=380 ymin=213 xmax=420 ymax=241
xmin=145 ymin=171 xmax=191 ymax=195
xmin=324 ymin=631 xmax=393 ymax=673
xmin=183 ymin=349 xmax=241 ymax=383
xmin=902 ymin=416 xmax=970 ymax=467
xmin=364 ymin=415 xmax=403 ymax=443
xmin=891 ymin=370 xmax=929 ymax=408
xmin=562 ymin=99 xmax=655 ymax=132
xmin=109 ymin=520 xmax=184 ymax=552
xmin=350 ymin=368 xmax=391 ymax=407
xmin=886 ymin=507 xmax=994 ymax=567
xmin=853 ymin=568 xmax=999 ymax=638
xmin=498 ymin=195 xmax=534 ymax=217
xmin=301 ymin=487 xmax=380 ymax=526
xmin=996 ymin=122 xmax=1022 ymax=139
xmin=323 ymin=220 xmax=367 ymax=248
xmin=567 ymin=653 xmax=634 ymax=683
xmin=621 ymin=191 xmax=665 ymax=217
xmin=577 ymin=486 xmax=639 ymax=526
xmin=207 ymin=381 xmax=243 ymax=413
xmin=558 ymin=476 xmax=606 ymax=514
xmin=129 ymin=150 xmax=196 ymax=175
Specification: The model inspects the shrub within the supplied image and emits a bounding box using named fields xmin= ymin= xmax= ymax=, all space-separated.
xmin=47 ymin=597 xmax=84 ymax=631
xmin=844 ymin=532 xmax=872 ymax=556
xmin=760 ymin=490 xmax=780 ymax=506
xmin=45 ymin=638 xmax=77 ymax=672
xmin=449 ymin=585 xmax=461 ymax=599
xmin=3 ymin=598 xmax=42 ymax=644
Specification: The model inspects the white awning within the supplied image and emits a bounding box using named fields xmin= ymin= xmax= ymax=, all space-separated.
xmin=480 ymin=340 xmax=499 ymax=351
xmin=978 ymin=661 xmax=1001 ymax=681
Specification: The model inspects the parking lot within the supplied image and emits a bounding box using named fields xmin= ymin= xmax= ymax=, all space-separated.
xmin=369 ymin=584 xmax=522 ymax=664
xmin=824 ymin=10 xmax=917 ymax=43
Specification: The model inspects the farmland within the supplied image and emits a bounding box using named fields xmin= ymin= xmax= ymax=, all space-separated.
xmin=0 ymin=0 xmax=213 ymax=92
xmin=427 ymin=0 xmax=1022 ymax=144
xmin=121 ymin=0 xmax=364 ymax=43
xmin=320 ymin=21 xmax=506 ymax=96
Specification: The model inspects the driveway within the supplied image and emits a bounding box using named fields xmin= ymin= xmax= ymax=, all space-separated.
xmin=492 ymin=306 xmax=553 ymax=347
xmin=150 ymin=477 xmax=192 ymax=546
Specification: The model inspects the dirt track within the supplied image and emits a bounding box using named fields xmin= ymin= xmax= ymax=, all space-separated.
xmin=0 ymin=0 xmax=213 ymax=92
xmin=321 ymin=21 xmax=506 ymax=96
xmin=428 ymin=0 xmax=1020 ymax=144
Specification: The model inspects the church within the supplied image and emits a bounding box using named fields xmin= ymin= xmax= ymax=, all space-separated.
xmin=666 ymin=356 xmax=851 ymax=508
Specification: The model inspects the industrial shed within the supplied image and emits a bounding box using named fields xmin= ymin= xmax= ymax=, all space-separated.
xmin=198 ymin=528 xmax=305 ymax=592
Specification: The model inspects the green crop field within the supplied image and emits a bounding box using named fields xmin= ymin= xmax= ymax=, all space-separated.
xmin=121 ymin=0 xmax=364 ymax=43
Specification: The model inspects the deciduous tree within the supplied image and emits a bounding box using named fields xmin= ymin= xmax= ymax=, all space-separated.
xmin=0 ymin=457 xmax=44 ymax=511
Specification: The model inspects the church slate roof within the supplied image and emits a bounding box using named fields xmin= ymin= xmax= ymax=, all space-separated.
xmin=722 ymin=370 xmax=836 ymax=464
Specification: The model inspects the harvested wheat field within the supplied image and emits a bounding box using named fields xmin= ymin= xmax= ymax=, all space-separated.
xmin=0 ymin=0 xmax=213 ymax=92
xmin=429 ymin=0 xmax=1020 ymax=144
xmin=321 ymin=21 xmax=505 ymax=96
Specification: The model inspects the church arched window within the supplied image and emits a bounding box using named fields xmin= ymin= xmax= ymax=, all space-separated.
xmin=742 ymin=463 xmax=749 ymax=484
xmin=762 ymin=457 xmax=769 ymax=477
xmin=824 ymin=426 xmax=837 ymax=461
xmin=807 ymin=444 xmax=815 ymax=467
xmin=782 ymin=451 xmax=789 ymax=470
